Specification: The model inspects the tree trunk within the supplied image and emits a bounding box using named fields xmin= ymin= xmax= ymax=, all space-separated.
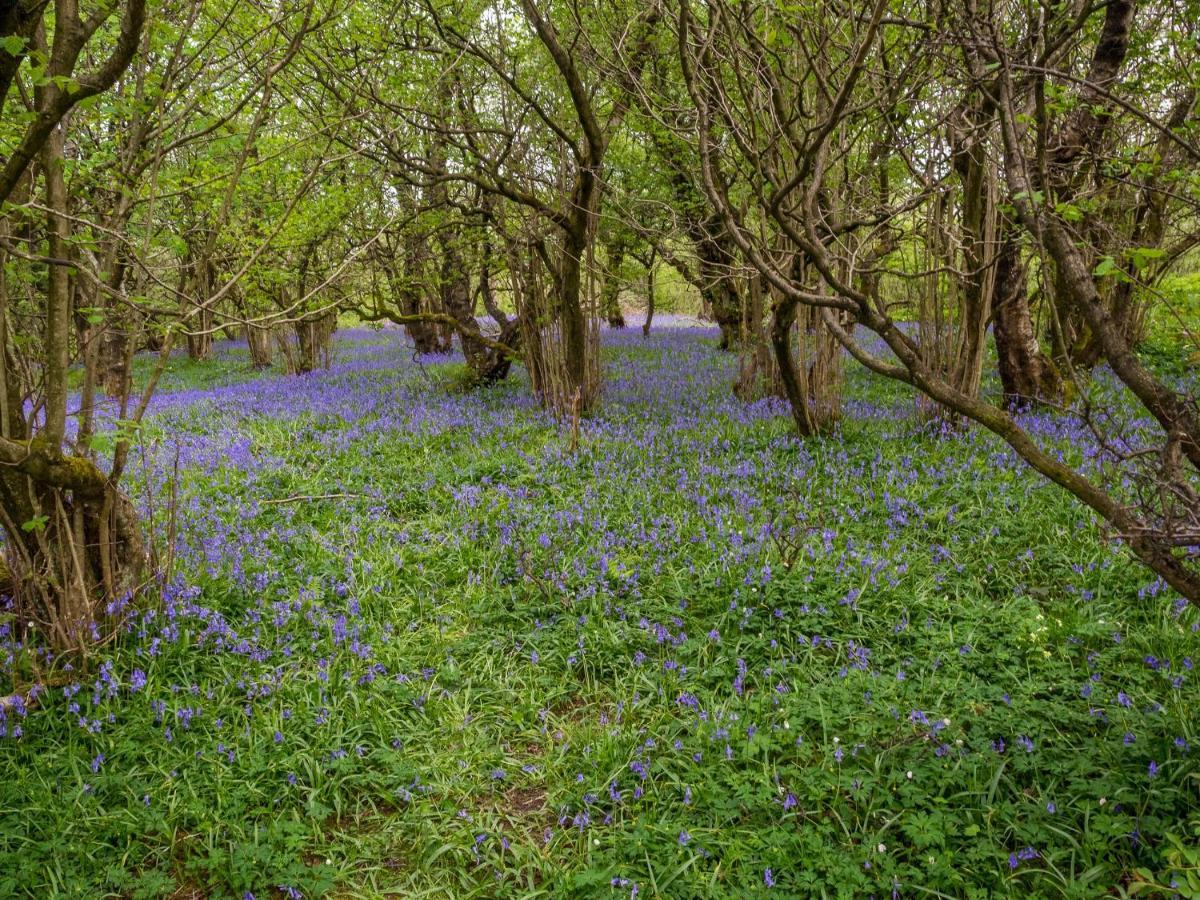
xmin=294 ymin=310 xmax=336 ymax=374
xmin=183 ymin=235 xmax=217 ymax=361
xmin=992 ymin=230 xmax=1060 ymax=409
xmin=42 ymin=125 xmax=71 ymax=445
xmin=695 ymin=217 xmax=742 ymax=349
xmin=99 ymin=258 xmax=134 ymax=400
xmin=735 ymin=272 xmax=773 ymax=400
xmin=949 ymin=112 xmax=996 ymax=400
xmin=0 ymin=445 xmax=145 ymax=655
xmin=246 ymin=324 xmax=274 ymax=369
xmin=430 ymin=210 xmax=511 ymax=382
xmin=100 ymin=326 xmax=131 ymax=399
xmin=1041 ymin=213 xmax=1200 ymax=470
xmin=1043 ymin=0 xmax=1136 ymax=375
xmin=601 ymin=234 xmax=627 ymax=328
xmin=642 ymin=254 xmax=655 ymax=338
xmin=478 ymin=231 xmax=511 ymax=329
xmin=392 ymin=232 xmax=440 ymax=354
xmin=187 ymin=268 xmax=215 ymax=360
xmin=769 ymin=298 xmax=816 ymax=436
xmin=0 ymin=170 xmax=31 ymax=440
xmin=559 ymin=216 xmax=590 ymax=395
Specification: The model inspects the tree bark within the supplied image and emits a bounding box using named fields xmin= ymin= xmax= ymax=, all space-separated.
xmin=41 ymin=124 xmax=72 ymax=446
xmin=0 ymin=440 xmax=145 ymax=653
xmin=558 ymin=177 xmax=595 ymax=395
xmin=390 ymin=232 xmax=440 ymax=354
xmin=769 ymin=298 xmax=815 ymax=437
xmin=992 ymin=229 xmax=1060 ymax=408
xmin=1044 ymin=0 xmax=1136 ymax=372
xmin=642 ymin=252 xmax=656 ymax=338
xmin=601 ymin=232 xmax=627 ymax=328
xmin=246 ymin=324 xmax=274 ymax=369
xmin=294 ymin=310 xmax=336 ymax=374
xmin=948 ymin=104 xmax=995 ymax=399
xmin=694 ymin=216 xmax=742 ymax=349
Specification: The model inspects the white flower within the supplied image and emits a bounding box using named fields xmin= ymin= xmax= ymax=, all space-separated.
xmin=876 ymin=843 xmax=887 ymax=854
xmin=906 ymin=771 xmax=914 ymax=780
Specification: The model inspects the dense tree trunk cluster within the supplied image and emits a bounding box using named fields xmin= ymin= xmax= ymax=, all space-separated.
xmin=665 ymin=0 xmax=1200 ymax=600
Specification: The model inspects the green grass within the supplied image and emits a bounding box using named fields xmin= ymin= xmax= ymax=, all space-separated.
xmin=3 ymin=327 xmax=1199 ymax=898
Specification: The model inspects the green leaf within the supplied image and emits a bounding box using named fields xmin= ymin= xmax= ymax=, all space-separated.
xmin=1054 ymin=202 xmax=1084 ymax=223
xmin=1 ymin=35 xmax=26 ymax=56
xmin=77 ymin=306 xmax=105 ymax=326
xmin=1127 ymin=246 xmax=1165 ymax=271
xmin=21 ymin=514 xmax=48 ymax=533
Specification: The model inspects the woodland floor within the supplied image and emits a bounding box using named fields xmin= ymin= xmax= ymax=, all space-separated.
xmin=2 ymin=319 xmax=1198 ymax=898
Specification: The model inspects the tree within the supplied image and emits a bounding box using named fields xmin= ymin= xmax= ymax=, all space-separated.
xmin=0 ymin=0 xmax=149 ymax=654
xmin=0 ymin=0 xmax=341 ymax=652
xmin=0 ymin=0 xmax=147 ymax=205
xmin=675 ymin=0 xmax=1200 ymax=602
xmin=396 ymin=0 xmax=661 ymax=411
